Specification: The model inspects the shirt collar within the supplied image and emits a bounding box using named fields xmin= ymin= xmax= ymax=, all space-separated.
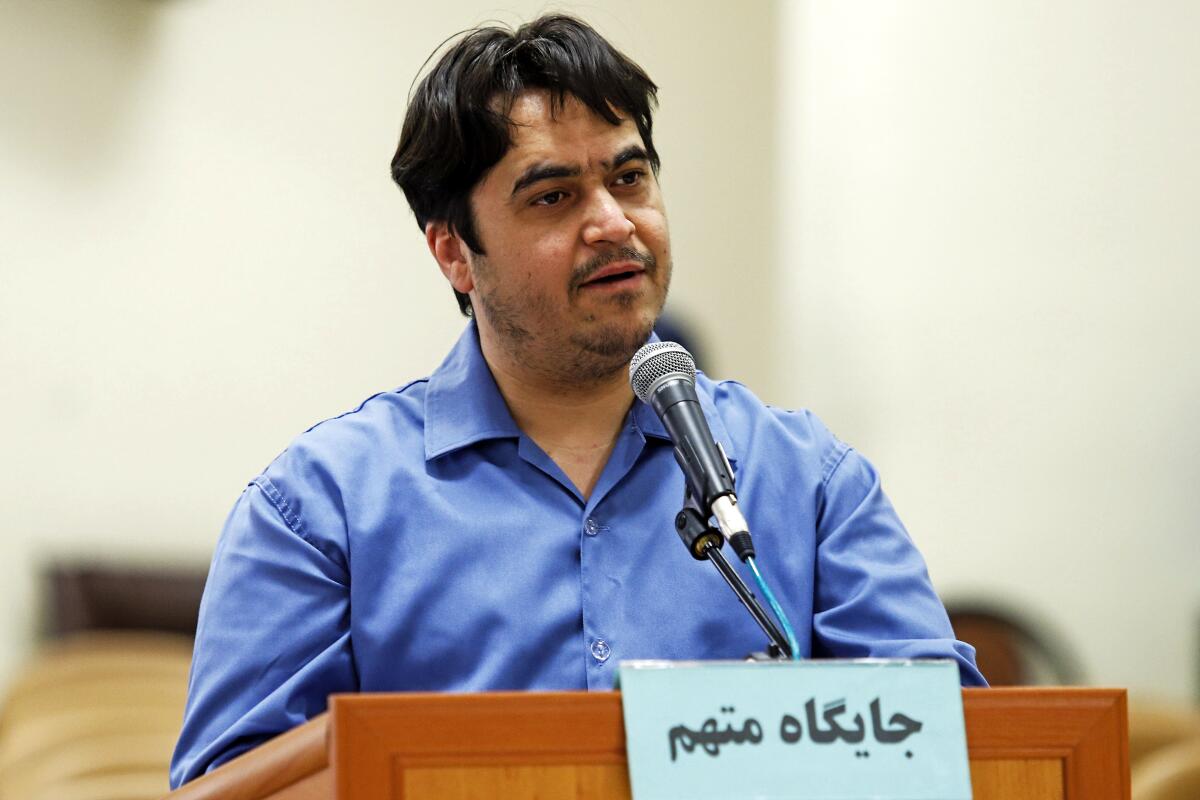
xmin=424 ymin=322 xmax=522 ymax=460
xmin=423 ymin=321 xmax=738 ymax=466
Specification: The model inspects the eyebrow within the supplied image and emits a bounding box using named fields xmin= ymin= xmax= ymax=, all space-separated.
xmin=509 ymin=145 xmax=650 ymax=198
xmin=511 ymin=163 xmax=580 ymax=198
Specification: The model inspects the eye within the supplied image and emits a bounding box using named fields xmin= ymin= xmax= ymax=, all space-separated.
xmin=614 ymin=169 xmax=646 ymax=187
xmin=533 ymin=190 xmax=567 ymax=206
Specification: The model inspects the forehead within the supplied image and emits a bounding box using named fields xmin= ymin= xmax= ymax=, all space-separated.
xmin=492 ymin=92 xmax=643 ymax=176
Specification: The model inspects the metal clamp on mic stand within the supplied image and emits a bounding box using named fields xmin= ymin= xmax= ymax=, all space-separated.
xmin=674 ymin=505 xmax=792 ymax=660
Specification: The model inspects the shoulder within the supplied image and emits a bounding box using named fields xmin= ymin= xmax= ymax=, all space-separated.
xmin=263 ymin=379 xmax=430 ymax=477
xmin=698 ymin=374 xmax=851 ymax=484
xmin=243 ymin=379 xmax=432 ymax=543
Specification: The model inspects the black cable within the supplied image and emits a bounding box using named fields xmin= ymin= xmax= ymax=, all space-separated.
xmin=703 ymin=542 xmax=792 ymax=658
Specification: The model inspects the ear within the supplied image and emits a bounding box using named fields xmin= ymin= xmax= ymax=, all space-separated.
xmin=425 ymin=221 xmax=475 ymax=295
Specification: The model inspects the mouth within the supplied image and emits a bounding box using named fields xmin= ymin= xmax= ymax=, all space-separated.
xmin=580 ymin=262 xmax=647 ymax=290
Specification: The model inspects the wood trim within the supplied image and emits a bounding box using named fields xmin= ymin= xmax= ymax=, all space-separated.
xmin=331 ymin=693 xmax=627 ymax=800
xmin=163 ymin=712 xmax=328 ymax=800
xmin=963 ymin=687 xmax=1130 ymax=800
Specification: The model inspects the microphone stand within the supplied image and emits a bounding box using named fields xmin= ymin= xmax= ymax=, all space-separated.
xmin=675 ymin=506 xmax=792 ymax=660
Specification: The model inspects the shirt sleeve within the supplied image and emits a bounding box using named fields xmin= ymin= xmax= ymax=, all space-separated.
xmin=169 ymin=476 xmax=357 ymax=788
xmin=812 ymin=445 xmax=987 ymax=687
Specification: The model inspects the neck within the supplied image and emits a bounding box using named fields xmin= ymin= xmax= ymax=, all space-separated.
xmin=478 ymin=325 xmax=635 ymax=499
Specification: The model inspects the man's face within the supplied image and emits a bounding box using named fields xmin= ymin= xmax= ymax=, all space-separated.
xmin=459 ymin=91 xmax=671 ymax=384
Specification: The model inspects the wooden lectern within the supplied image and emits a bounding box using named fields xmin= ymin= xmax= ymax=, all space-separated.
xmin=164 ymin=688 xmax=1129 ymax=799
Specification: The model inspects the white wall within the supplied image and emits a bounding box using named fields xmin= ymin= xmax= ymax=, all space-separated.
xmin=0 ymin=0 xmax=779 ymax=683
xmin=779 ymin=0 xmax=1200 ymax=702
xmin=7 ymin=0 xmax=1191 ymax=705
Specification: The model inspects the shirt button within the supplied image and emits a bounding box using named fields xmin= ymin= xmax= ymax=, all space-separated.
xmin=584 ymin=517 xmax=600 ymax=536
xmin=591 ymin=639 xmax=612 ymax=663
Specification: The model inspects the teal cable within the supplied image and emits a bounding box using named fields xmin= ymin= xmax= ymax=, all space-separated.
xmin=746 ymin=556 xmax=802 ymax=660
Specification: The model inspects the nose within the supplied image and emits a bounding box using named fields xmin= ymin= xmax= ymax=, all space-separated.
xmin=581 ymin=188 xmax=636 ymax=246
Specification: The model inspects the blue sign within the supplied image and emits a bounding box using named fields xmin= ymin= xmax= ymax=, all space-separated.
xmin=617 ymin=659 xmax=972 ymax=800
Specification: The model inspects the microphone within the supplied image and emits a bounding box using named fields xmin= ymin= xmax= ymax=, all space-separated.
xmin=629 ymin=342 xmax=755 ymax=560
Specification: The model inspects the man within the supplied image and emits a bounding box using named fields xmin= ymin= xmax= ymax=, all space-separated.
xmin=170 ymin=15 xmax=984 ymax=789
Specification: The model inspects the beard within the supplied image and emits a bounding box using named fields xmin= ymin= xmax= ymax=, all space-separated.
xmin=473 ymin=246 xmax=669 ymax=387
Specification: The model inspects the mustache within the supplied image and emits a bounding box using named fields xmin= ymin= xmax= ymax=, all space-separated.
xmin=569 ymin=246 xmax=657 ymax=293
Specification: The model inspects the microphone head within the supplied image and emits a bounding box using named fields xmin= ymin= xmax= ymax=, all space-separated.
xmin=629 ymin=341 xmax=697 ymax=403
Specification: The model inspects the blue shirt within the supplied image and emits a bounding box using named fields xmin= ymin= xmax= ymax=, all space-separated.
xmin=170 ymin=323 xmax=984 ymax=787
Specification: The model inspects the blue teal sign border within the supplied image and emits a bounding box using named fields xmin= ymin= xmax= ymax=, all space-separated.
xmin=617 ymin=659 xmax=972 ymax=800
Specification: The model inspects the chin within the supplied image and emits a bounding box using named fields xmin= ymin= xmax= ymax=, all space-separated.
xmin=573 ymin=313 xmax=657 ymax=363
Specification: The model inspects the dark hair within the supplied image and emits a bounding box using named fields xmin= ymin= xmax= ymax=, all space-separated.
xmin=391 ymin=14 xmax=660 ymax=316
